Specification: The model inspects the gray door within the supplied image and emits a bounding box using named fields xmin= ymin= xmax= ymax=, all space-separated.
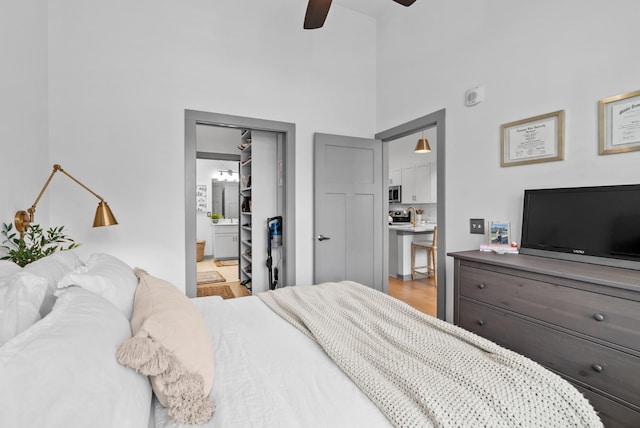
xmin=314 ymin=133 xmax=383 ymax=290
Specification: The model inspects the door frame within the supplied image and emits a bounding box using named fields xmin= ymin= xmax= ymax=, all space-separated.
xmin=376 ymin=109 xmax=446 ymax=319
xmin=196 ymin=153 xmax=241 ymax=260
xmin=185 ymin=110 xmax=296 ymax=298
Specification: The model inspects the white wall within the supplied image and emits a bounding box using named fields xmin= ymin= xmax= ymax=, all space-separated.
xmin=45 ymin=0 xmax=377 ymax=289
xmin=12 ymin=1 xmax=633 ymax=310
xmin=376 ymin=0 xmax=640 ymax=320
xmin=196 ymin=125 xmax=242 ymax=154
xmin=0 ymin=1 xmax=49 ymax=245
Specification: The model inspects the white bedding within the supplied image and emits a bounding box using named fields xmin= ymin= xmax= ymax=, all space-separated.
xmin=259 ymin=282 xmax=601 ymax=427
xmin=152 ymin=295 xmax=391 ymax=428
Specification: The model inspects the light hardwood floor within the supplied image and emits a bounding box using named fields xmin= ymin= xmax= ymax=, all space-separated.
xmin=197 ymin=259 xmax=436 ymax=311
xmin=388 ymin=275 xmax=437 ymax=317
xmin=196 ymin=258 xmax=240 ymax=281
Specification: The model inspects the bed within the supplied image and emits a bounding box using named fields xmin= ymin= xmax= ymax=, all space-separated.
xmin=0 ymin=251 xmax=603 ymax=427
xmin=152 ymin=293 xmax=391 ymax=428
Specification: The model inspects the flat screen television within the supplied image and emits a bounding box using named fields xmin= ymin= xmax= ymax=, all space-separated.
xmin=520 ymin=184 xmax=640 ymax=270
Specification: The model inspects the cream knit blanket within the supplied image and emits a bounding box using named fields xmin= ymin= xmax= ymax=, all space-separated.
xmin=258 ymin=281 xmax=602 ymax=428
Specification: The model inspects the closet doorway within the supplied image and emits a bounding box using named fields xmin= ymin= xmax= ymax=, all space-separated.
xmin=185 ymin=110 xmax=296 ymax=298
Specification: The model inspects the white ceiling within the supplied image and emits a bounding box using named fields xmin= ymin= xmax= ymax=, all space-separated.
xmin=295 ymin=0 xmax=412 ymax=27
xmin=335 ymin=0 xmax=409 ymax=19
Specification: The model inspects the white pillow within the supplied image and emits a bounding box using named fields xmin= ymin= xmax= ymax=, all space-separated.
xmin=22 ymin=250 xmax=84 ymax=317
xmin=0 ymin=260 xmax=22 ymax=278
xmin=0 ymin=286 xmax=151 ymax=428
xmin=22 ymin=249 xmax=83 ymax=282
xmin=57 ymin=253 xmax=138 ymax=319
xmin=0 ymin=272 xmax=50 ymax=346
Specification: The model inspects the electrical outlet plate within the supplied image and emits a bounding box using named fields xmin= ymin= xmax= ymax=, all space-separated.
xmin=470 ymin=218 xmax=485 ymax=234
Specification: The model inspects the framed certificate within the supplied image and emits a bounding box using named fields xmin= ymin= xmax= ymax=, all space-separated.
xmin=500 ymin=110 xmax=565 ymax=167
xmin=599 ymin=89 xmax=640 ymax=155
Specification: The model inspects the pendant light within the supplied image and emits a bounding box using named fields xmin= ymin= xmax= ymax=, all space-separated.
xmin=414 ymin=130 xmax=431 ymax=153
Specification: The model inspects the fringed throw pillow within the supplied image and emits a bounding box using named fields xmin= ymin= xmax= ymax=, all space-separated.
xmin=116 ymin=268 xmax=215 ymax=424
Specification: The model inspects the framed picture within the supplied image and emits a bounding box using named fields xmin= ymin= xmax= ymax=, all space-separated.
xmin=599 ymin=89 xmax=640 ymax=155
xmin=196 ymin=185 xmax=207 ymax=213
xmin=501 ymin=110 xmax=565 ymax=167
xmin=489 ymin=221 xmax=511 ymax=245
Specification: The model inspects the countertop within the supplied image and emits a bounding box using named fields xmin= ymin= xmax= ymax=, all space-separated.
xmin=211 ymin=220 xmax=239 ymax=226
xmin=389 ymin=223 xmax=435 ymax=234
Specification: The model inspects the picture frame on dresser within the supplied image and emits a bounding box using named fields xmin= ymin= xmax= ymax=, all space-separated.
xmin=489 ymin=221 xmax=510 ymax=245
xmin=599 ymin=89 xmax=640 ymax=155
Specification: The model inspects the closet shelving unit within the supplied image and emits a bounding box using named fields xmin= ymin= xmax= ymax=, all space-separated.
xmin=237 ymin=128 xmax=280 ymax=293
xmin=239 ymin=130 xmax=253 ymax=293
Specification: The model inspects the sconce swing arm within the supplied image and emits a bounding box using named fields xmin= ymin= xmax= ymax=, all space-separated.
xmin=14 ymin=164 xmax=117 ymax=235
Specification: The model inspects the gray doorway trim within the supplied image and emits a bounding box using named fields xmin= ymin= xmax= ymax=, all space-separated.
xmin=196 ymin=152 xmax=241 ymax=161
xmin=185 ymin=110 xmax=296 ymax=298
xmin=375 ymin=108 xmax=446 ymax=320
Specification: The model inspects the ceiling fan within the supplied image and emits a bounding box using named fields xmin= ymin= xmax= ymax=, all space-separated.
xmin=304 ymin=0 xmax=416 ymax=29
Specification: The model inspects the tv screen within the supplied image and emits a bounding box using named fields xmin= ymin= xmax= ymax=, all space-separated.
xmin=520 ymin=184 xmax=640 ymax=269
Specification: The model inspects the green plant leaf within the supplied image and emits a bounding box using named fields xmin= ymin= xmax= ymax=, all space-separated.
xmin=1 ymin=221 xmax=80 ymax=266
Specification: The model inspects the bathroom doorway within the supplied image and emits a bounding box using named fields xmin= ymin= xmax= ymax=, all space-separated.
xmin=196 ymin=153 xmax=246 ymax=299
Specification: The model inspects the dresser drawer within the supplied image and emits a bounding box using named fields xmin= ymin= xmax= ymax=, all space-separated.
xmin=459 ymin=265 xmax=640 ymax=352
xmin=573 ymin=384 xmax=640 ymax=428
xmin=458 ymin=299 xmax=640 ymax=408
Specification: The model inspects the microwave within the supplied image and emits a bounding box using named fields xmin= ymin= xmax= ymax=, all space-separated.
xmin=389 ymin=185 xmax=402 ymax=203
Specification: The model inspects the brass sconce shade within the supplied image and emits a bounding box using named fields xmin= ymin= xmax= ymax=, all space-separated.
xmin=414 ymin=130 xmax=432 ymax=153
xmin=14 ymin=164 xmax=118 ymax=235
xmin=93 ymin=201 xmax=118 ymax=227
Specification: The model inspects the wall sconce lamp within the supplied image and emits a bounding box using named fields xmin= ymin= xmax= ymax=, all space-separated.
xmin=414 ymin=130 xmax=432 ymax=153
xmin=14 ymin=164 xmax=118 ymax=235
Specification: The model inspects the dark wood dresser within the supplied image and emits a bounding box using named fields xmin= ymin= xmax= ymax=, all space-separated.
xmin=450 ymin=250 xmax=640 ymax=428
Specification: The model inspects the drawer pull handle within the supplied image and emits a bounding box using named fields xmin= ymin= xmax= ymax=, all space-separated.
xmin=477 ymin=320 xmax=485 ymax=326
xmin=591 ymin=364 xmax=603 ymax=373
xmin=477 ymin=283 xmax=486 ymax=289
xmin=593 ymin=313 xmax=605 ymax=322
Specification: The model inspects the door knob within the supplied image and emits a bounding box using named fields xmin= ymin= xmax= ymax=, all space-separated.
xmin=317 ymin=235 xmax=331 ymax=241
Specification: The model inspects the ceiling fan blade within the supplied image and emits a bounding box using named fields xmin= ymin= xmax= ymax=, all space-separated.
xmin=304 ymin=0 xmax=332 ymax=29
xmin=393 ymin=0 xmax=416 ymax=6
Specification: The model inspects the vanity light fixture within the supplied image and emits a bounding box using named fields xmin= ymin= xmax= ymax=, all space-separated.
xmin=14 ymin=164 xmax=118 ymax=236
xmin=414 ymin=130 xmax=431 ymax=153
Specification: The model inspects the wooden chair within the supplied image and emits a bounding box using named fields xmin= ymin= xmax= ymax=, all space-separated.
xmin=411 ymin=226 xmax=437 ymax=283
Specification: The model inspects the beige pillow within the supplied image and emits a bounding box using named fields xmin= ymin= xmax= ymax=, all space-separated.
xmin=116 ymin=268 xmax=215 ymax=424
